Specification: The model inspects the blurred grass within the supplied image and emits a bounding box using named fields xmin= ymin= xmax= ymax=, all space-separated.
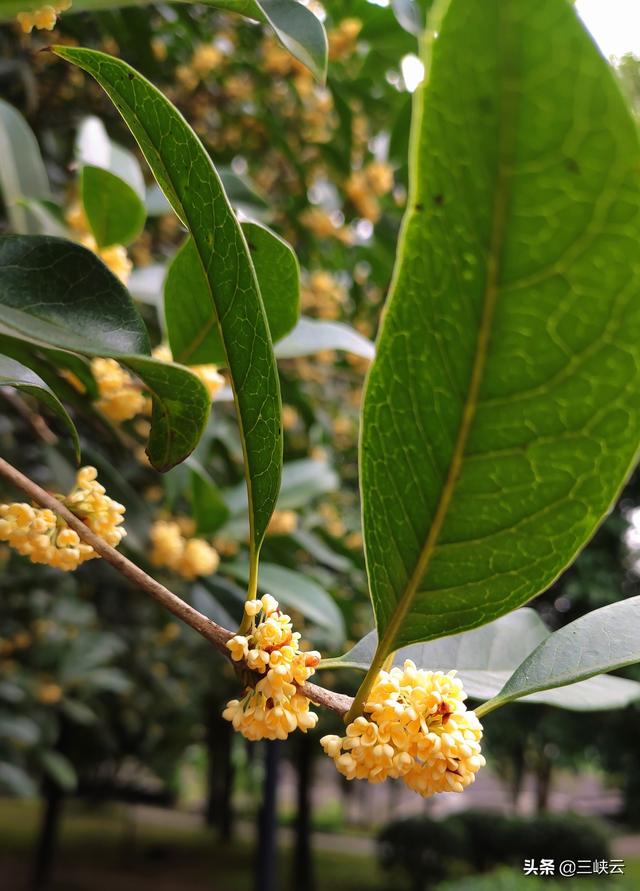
xmin=0 ymin=798 xmax=381 ymax=891
xmin=1 ymin=799 xmax=639 ymax=891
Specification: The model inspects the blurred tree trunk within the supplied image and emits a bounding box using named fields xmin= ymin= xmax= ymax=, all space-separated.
xmin=509 ymin=745 xmax=526 ymax=813
xmin=254 ymin=740 xmax=280 ymax=891
xmin=292 ymin=733 xmax=314 ymax=891
xmin=535 ymin=751 xmax=553 ymax=813
xmin=205 ymin=708 xmax=235 ymax=840
xmin=31 ymin=780 xmax=64 ymax=891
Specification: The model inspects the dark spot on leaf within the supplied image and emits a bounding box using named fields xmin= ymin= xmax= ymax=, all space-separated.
xmin=415 ymin=203 xmax=424 ymax=212
xmin=565 ymin=158 xmax=580 ymax=174
xmin=433 ymin=194 xmax=444 ymax=206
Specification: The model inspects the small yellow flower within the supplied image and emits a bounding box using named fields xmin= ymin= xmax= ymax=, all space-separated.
xmin=80 ymin=235 xmax=132 ymax=284
xmin=227 ymin=635 xmax=249 ymax=662
xmin=91 ymin=358 xmax=147 ymax=422
xmin=152 ymin=344 xmax=224 ymax=401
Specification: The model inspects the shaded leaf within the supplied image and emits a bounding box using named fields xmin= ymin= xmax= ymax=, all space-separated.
xmin=165 ymin=223 xmax=299 ymax=365
xmin=225 ymin=561 xmax=346 ymax=648
xmin=329 ymin=609 xmax=640 ymax=711
xmin=0 ymin=98 xmax=51 ymax=235
xmin=81 ymin=165 xmax=146 ymax=248
xmin=188 ymin=459 xmax=230 ymax=534
xmin=0 ymin=762 xmax=36 ymax=797
xmin=40 ymin=751 xmax=77 ymax=792
xmin=0 ymin=354 xmax=80 ymax=461
xmin=0 ymin=235 xmax=209 ymax=469
xmin=480 ymin=596 xmax=640 ymax=713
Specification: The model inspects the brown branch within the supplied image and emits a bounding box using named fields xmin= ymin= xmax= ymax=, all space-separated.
xmin=0 ymin=456 xmax=352 ymax=717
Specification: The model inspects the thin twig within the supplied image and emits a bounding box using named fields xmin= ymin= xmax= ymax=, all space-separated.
xmin=0 ymin=456 xmax=352 ymax=717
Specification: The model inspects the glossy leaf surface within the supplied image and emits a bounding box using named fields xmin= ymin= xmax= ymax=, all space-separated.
xmin=53 ymin=47 xmax=282 ymax=544
xmin=361 ymin=0 xmax=640 ymax=662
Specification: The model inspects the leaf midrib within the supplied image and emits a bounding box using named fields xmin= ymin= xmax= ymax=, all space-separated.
xmin=374 ymin=8 xmax=518 ymax=668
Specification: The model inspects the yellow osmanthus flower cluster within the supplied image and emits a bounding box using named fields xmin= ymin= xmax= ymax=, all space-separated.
xmin=345 ymin=162 xmax=395 ymax=223
xmin=91 ymin=358 xmax=148 ymax=422
xmin=149 ymin=519 xmax=220 ymax=581
xmin=80 ymin=236 xmax=133 ymax=284
xmin=321 ymin=661 xmax=485 ymax=798
xmin=328 ymin=17 xmax=362 ymax=61
xmin=16 ymin=0 xmax=70 ymax=33
xmin=223 ymin=595 xmax=320 ymax=741
xmin=302 ymin=270 xmax=349 ymax=320
xmin=0 ymin=467 xmax=126 ymax=571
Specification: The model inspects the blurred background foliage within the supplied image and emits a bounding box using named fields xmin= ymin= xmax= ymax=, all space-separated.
xmin=2 ymin=2 xmax=640 ymax=890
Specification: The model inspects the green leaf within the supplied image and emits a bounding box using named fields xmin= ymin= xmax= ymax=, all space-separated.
xmin=0 ymin=714 xmax=40 ymax=745
xmin=257 ymin=0 xmax=328 ymax=83
xmin=124 ymin=356 xmax=210 ymax=472
xmin=224 ymin=457 xmax=338 ymax=516
xmin=274 ymin=317 xmax=375 ymax=359
xmin=0 ymin=354 xmax=80 ymax=462
xmin=0 ymin=235 xmax=148 ymax=355
xmin=81 ymin=165 xmax=146 ymax=248
xmin=165 ymin=223 xmax=299 ymax=366
xmin=0 ymin=234 xmax=209 ymax=470
xmin=40 ymin=751 xmax=77 ymax=792
xmin=243 ymin=222 xmax=299 ymax=342
xmin=0 ymin=762 xmax=37 ymax=797
xmin=0 ymin=98 xmax=51 ymax=235
xmin=189 ymin=459 xmax=231 ymax=534
xmin=327 ymin=609 xmax=640 ymax=711
xmin=76 ymin=115 xmax=146 ymax=198
xmin=225 ymin=561 xmax=346 ymax=648
xmin=328 ymin=608 xmax=548 ymax=672
xmin=53 ymin=47 xmax=283 ymax=551
xmin=358 ymin=0 xmax=640 ymax=676
xmin=478 ymin=596 xmax=640 ymax=715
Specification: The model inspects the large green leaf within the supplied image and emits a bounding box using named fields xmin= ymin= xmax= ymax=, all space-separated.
xmin=358 ymin=0 xmax=640 ymax=684
xmin=81 ymin=165 xmax=146 ymax=248
xmin=2 ymin=0 xmax=327 ymax=80
xmin=0 ymin=235 xmax=209 ymax=470
xmin=53 ymin=48 xmax=282 ymax=553
xmin=478 ymin=596 xmax=640 ymax=715
xmin=326 ymin=609 xmax=640 ymax=711
xmin=0 ymin=354 xmax=80 ymax=461
xmin=0 ymin=98 xmax=51 ymax=235
xmin=165 ymin=223 xmax=299 ymax=366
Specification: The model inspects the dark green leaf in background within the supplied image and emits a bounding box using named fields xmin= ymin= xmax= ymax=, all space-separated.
xmin=0 ymin=355 xmax=80 ymax=462
xmin=0 ymin=235 xmax=209 ymax=470
xmin=0 ymin=98 xmax=52 ymax=235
